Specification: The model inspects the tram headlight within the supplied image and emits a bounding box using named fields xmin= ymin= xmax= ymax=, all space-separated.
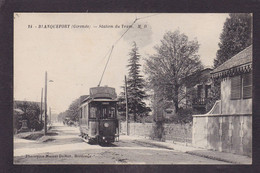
xmin=104 ymin=123 xmax=109 ymax=127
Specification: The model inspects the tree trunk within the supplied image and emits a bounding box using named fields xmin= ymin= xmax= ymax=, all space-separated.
xmin=174 ymin=101 xmax=179 ymax=113
xmin=174 ymin=85 xmax=179 ymax=113
xmin=134 ymin=106 xmax=137 ymax=122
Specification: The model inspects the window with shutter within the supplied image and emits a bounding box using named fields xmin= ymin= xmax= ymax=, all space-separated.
xmin=243 ymin=72 xmax=252 ymax=99
xmin=231 ymin=75 xmax=241 ymax=100
xmin=205 ymin=85 xmax=211 ymax=98
xmin=197 ymin=85 xmax=203 ymax=98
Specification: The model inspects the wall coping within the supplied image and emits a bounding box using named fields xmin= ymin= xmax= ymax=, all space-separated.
xmin=192 ymin=113 xmax=252 ymax=117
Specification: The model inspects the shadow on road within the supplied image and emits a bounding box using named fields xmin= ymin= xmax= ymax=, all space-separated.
xmin=99 ymin=143 xmax=117 ymax=147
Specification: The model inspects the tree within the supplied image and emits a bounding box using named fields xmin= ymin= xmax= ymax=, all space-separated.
xmin=214 ymin=13 xmax=252 ymax=68
xmin=126 ymin=42 xmax=151 ymax=122
xmin=117 ymin=86 xmax=127 ymax=119
xmin=57 ymin=111 xmax=68 ymax=123
xmin=144 ymin=30 xmax=203 ymax=117
xmin=15 ymin=101 xmax=42 ymax=131
xmin=210 ymin=13 xmax=252 ymax=108
xmin=66 ymin=98 xmax=81 ymax=122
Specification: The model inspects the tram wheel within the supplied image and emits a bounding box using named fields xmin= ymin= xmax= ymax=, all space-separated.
xmin=96 ymin=136 xmax=101 ymax=145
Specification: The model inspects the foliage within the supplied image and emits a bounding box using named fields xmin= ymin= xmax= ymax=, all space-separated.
xmin=58 ymin=98 xmax=81 ymax=123
xmin=144 ymin=30 xmax=203 ymax=116
xmin=150 ymin=120 xmax=165 ymax=140
xmin=151 ymin=91 xmax=166 ymax=122
xmin=206 ymin=79 xmax=221 ymax=112
xmin=117 ymin=86 xmax=127 ymax=119
xmin=13 ymin=111 xmax=22 ymax=133
xmin=214 ymin=13 xmax=252 ymax=68
xmin=120 ymin=42 xmax=151 ymax=122
xmin=67 ymin=98 xmax=81 ymax=122
xmin=211 ymin=13 xmax=252 ymax=105
xmin=172 ymin=108 xmax=195 ymax=124
xmin=15 ymin=101 xmax=43 ymax=131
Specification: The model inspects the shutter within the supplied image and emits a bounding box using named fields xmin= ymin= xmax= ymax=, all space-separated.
xmin=231 ymin=75 xmax=241 ymax=99
xmin=84 ymin=106 xmax=87 ymax=118
xmin=197 ymin=85 xmax=202 ymax=98
xmin=205 ymin=85 xmax=211 ymax=98
xmin=243 ymin=72 xmax=252 ymax=99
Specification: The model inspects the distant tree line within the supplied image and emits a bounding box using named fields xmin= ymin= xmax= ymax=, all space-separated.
xmin=57 ymin=97 xmax=81 ymax=123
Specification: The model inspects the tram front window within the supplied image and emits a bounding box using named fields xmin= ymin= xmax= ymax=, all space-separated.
xmin=89 ymin=106 xmax=97 ymax=118
xmin=101 ymin=106 xmax=115 ymax=119
xmin=90 ymin=102 xmax=116 ymax=119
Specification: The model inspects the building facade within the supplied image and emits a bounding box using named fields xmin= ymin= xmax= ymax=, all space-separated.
xmin=192 ymin=45 xmax=252 ymax=157
xmin=161 ymin=67 xmax=213 ymax=120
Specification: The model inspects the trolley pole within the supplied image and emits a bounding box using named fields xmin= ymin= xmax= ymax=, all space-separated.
xmin=125 ymin=76 xmax=129 ymax=135
xmin=44 ymin=71 xmax=48 ymax=135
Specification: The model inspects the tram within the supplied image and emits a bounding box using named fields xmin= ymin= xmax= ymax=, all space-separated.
xmin=79 ymin=86 xmax=119 ymax=144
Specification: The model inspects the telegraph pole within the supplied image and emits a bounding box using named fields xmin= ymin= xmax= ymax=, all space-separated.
xmin=40 ymin=88 xmax=43 ymax=123
xmin=49 ymin=107 xmax=51 ymax=125
xmin=125 ymin=75 xmax=129 ymax=135
xmin=44 ymin=71 xmax=48 ymax=135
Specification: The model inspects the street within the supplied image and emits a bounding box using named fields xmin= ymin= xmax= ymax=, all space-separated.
xmin=14 ymin=123 xmax=228 ymax=164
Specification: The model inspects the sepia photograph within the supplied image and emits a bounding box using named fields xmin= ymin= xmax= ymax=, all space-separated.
xmin=13 ymin=13 xmax=252 ymax=165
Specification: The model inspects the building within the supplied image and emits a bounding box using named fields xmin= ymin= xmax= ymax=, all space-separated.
xmin=192 ymin=45 xmax=252 ymax=157
xmin=162 ymin=67 xmax=213 ymax=120
xmin=189 ymin=68 xmax=213 ymax=114
xmin=211 ymin=45 xmax=252 ymax=114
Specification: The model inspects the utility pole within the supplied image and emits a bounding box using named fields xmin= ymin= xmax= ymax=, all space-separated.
xmin=125 ymin=75 xmax=129 ymax=135
xmin=49 ymin=107 xmax=51 ymax=125
xmin=40 ymin=88 xmax=43 ymax=123
xmin=44 ymin=71 xmax=48 ymax=135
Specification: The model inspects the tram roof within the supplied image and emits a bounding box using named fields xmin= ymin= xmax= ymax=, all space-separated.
xmin=80 ymin=86 xmax=117 ymax=105
xmin=90 ymin=86 xmax=117 ymax=99
xmin=80 ymin=97 xmax=118 ymax=105
xmin=91 ymin=98 xmax=118 ymax=102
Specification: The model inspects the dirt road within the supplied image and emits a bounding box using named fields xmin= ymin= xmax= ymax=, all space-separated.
xmin=14 ymin=123 xmax=228 ymax=164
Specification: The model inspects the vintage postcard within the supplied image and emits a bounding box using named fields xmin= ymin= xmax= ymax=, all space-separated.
xmin=13 ymin=13 xmax=252 ymax=164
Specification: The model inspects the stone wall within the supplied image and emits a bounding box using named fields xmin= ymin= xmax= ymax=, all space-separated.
xmin=120 ymin=122 xmax=192 ymax=143
xmin=192 ymin=114 xmax=252 ymax=157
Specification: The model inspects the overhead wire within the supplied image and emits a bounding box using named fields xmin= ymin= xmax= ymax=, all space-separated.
xmin=113 ymin=18 xmax=138 ymax=46
xmin=98 ymin=18 xmax=140 ymax=65
xmin=136 ymin=14 xmax=159 ymax=20
xmin=97 ymin=14 xmax=159 ymax=87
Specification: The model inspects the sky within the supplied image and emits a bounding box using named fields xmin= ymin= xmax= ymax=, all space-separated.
xmin=14 ymin=13 xmax=229 ymax=113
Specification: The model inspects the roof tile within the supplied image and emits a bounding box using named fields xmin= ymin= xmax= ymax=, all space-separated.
xmin=212 ymin=45 xmax=252 ymax=74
